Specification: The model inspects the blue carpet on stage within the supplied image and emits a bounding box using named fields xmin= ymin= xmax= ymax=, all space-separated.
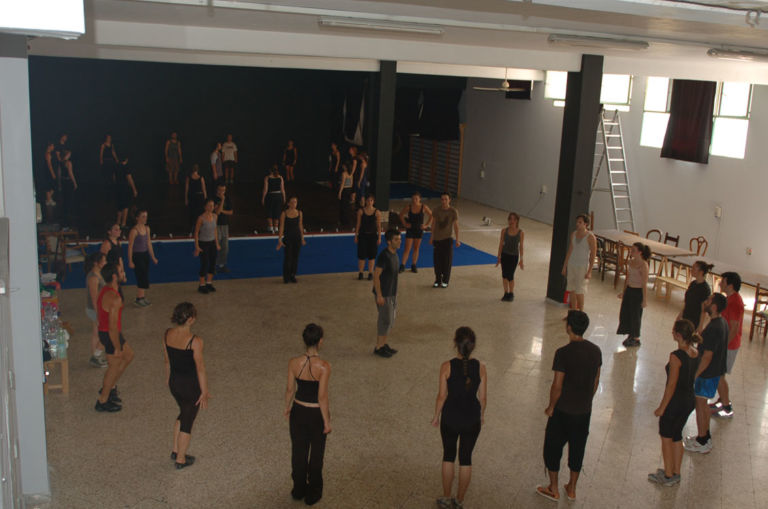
xmin=60 ymin=234 xmax=496 ymax=289
xmin=389 ymin=182 xmax=443 ymax=200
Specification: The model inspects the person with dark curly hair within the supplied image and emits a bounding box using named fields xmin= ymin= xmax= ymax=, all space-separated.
xmin=283 ymin=323 xmax=331 ymax=505
xmin=163 ymin=302 xmax=210 ymax=469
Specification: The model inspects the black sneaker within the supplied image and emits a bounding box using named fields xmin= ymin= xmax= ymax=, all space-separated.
xmin=509 ymin=292 xmax=515 ymax=302
xmin=94 ymin=400 xmax=122 ymax=412
xmin=290 ymin=277 xmax=298 ymax=283
xmin=501 ymin=293 xmax=510 ymax=301
xmin=291 ymin=488 xmax=306 ymax=500
xmin=373 ymin=346 xmax=393 ymax=358
xmin=358 ymin=272 xmax=364 ymax=280
xmin=175 ymin=456 xmax=196 ymax=469
xmin=170 ymin=452 xmax=196 ymax=462
xmin=206 ymin=284 xmax=216 ymax=292
xmin=217 ymin=266 xmax=230 ymax=273
xmin=383 ymin=344 xmax=398 ymax=354
xmin=198 ymin=285 xmax=209 ymax=294
xmin=621 ymin=336 xmax=632 ymax=347
xmin=399 ymin=264 xmax=405 ymax=273
xmin=304 ymin=494 xmax=322 ymax=506
xmin=367 ymin=273 xmax=373 ymax=281
xmin=411 ymin=265 xmax=418 ymax=273
xmin=97 ymin=387 xmax=121 ymax=403
xmin=625 ymin=338 xmax=641 ymax=347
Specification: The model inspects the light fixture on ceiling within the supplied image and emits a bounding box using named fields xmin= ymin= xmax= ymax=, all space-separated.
xmin=707 ymin=47 xmax=768 ymax=62
xmin=547 ymin=34 xmax=650 ymax=50
xmin=318 ymin=17 xmax=444 ymax=35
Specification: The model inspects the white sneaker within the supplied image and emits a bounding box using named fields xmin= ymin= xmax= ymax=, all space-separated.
xmin=683 ymin=437 xmax=712 ymax=453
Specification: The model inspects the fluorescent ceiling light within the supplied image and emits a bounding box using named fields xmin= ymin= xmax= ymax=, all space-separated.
xmin=547 ymin=34 xmax=649 ymax=50
xmin=318 ymin=17 xmax=444 ymax=35
xmin=707 ymin=47 xmax=768 ymax=62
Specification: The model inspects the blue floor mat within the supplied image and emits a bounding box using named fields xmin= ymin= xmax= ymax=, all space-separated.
xmin=389 ymin=182 xmax=444 ymax=200
xmin=60 ymin=234 xmax=495 ymax=289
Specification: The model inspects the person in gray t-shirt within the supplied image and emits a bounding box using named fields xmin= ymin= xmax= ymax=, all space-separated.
xmin=373 ymin=228 xmax=401 ymax=358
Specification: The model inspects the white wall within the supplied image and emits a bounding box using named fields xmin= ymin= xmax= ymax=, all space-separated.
xmin=462 ymin=76 xmax=768 ymax=274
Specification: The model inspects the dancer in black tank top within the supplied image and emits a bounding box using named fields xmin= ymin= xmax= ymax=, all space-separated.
xmin=283 ymin=139 xmax=298 ymax=181
xmin=185 ymin=165 xmax=207 ymax=232
xmin=399 ymin=192 xmax=433 ymax=273
xmin=431 ymin=327 xmax=487 ymax=509
xmin=262 ymin=164 xmax=286 ymax=234
xmin=100 ymin=223 xmax=126 ymax=283
xmin=355 ymin=194 xmax=382 ymax=280
xmin=283 ymin=324 xmax=331 ymax=505
xmin=163 ymin=303 xmax=210 ymax=469
xmin=277 ymin=196 xmax=305 ymax=283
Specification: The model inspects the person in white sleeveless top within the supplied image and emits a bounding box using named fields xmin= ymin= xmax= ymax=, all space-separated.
xmin=561 ymin=214 xmax=597 ymax=313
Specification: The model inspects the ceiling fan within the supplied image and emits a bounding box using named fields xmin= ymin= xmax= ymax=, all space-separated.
xmin=473 ymin=69 xmax=527 ymax=92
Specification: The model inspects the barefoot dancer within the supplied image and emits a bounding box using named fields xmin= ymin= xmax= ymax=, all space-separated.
xmin=399 ymin=191 xmax=432 ymax=273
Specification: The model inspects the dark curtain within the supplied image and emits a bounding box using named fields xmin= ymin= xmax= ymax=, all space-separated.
xmin=661 ymin=79 xmax=716 ymax=164
xmin=419 ymin=89 xmax=463 ymax=141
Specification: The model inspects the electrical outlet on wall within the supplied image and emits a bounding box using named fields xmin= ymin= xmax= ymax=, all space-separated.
xmin=540 ymin=185 xmax=548 ymax=194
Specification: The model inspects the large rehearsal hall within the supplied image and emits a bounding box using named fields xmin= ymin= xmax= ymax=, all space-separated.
xmin=3 ymin=1 xmax=768 ymax=508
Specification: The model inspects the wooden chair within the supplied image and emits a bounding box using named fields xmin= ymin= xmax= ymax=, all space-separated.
xmin=599 ymin=239 xmax=619 ymax=282
xmin=40 ymin=231 xmax=86 ymax=280
xmin=588 ymin=211 xmax=594 ymax=231
xmin=749 ymin=284 xmax=768 ymax=342
xmin=663 ymin=232 xmax=680 ymax=247
xmin=689 ymin=236 xmax=708 ymax=256
xmin=43 ymin=359 xmax=69 ymax=395
xmin=646 ymin=229 xmax=662 ymax=242
xmin=623 ymin=229 xmax=639 ymax=236
xmin=614 ymin=243 xmax=632 ymax=288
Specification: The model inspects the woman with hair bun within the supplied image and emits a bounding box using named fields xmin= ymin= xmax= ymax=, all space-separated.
xmin=431 ymin=327 xmax=487 ymax=509
xmin=283 ymin=323 xmax=331 ymax=505
xmin=677 ymin=261 xmax=714 ymax=332
xmin=162 ymin=302 xmax=210 ymax=469
xmin=648 ymin=319 xmax=700 ymax=486
xmin=617 ymin=242 xmax=651 ymax=348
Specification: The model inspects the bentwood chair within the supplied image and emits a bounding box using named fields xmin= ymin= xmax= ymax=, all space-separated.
xmin=646 ymin=229 xmax=662 ymax=242
xmin=689 ymin=236 xmax=709 ymax=256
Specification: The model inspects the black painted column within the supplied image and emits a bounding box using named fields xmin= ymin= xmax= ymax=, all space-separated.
xmin=546 ymin=54 xmax=604 ymax=303
xmin=372 ymin=60 xmax=396 ymax=212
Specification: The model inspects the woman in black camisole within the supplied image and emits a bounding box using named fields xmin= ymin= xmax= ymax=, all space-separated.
xmin=261 ymin=164 xmax=286 ymax=234
xmin=283 ymin=139 xmax=298 ymax=182
xmin=431 ymin=327 xmax=487 ymax=509
xmin=277 ymin=196 xmax=305 ymax=283
xmin=162 ymin=302 xmax=210 ymax=469
xmin=283 ymin=324 xmax=331 ymax=505
xmin=399 ymin=191 xmax=433 ymax=273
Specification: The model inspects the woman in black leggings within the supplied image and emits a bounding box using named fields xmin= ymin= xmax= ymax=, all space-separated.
xmin=194 ymin=199 xmax=219 ymax=293
xmin=163 ymin=302 xmax=210 ymax=469
xmin=283 ymin=323 xmax=331 ymax=505
xmin=277 ymin=196 xmax=305 ymax=283
xmin=431 ymin=327 xmax=487 ymax=509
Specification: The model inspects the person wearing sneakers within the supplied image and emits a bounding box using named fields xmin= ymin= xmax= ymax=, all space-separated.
xmin=648 ymin=319 xmax=700 ymax=486
xmin=85 ymin=252 xmax=108 ymax=368
xmin=213 ymin=183 xmax=233 ymax=273
xmin=354 ymin=194 xmax=381 ymax=281
xmin=399 ymin=191 xmax=432 ymax=273
xmin=372 ymin=228 xmax=401 ymax=358
xmin=431 ymin=327 xmax=487 ymax=509
xmin=163 ymin=302 xmax=210 ymax=470
xmin=262 ymin=164 xmax=285 ymax=234
xmin=95 ymin=263 xmax=135 ymax=412
xmin=712 ymin=272 xmax=744 ymax=418
xmin=684 ymin=294 xmax=728 ymax=454
xmin=127 ymin=209 xmax=158 ymax=307
xmin=537 ymin=310 xmax=601 ymax=503
xmin=193 ymin=199 xmax=220 ymax=294
xmin=495 ymin=212 xmax=524 ymax=302
xmin=430 ymin=192 xmax=460 ymax=288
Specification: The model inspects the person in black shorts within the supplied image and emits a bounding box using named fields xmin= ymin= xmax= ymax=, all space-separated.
xmin=163 ymin=302 xmax=210 ymax=469
xmin=355 ymin=194 xmax=382 ymax=280
xmin=431 ymin=327 xmax=487 ymax=509
xmin=677 ymin=260 xmax=713 ymax=332
xmin=283 ymin=139 xmax=298 ymax=182
xmin=538 ymin=310 xmax=601 ymax=502
xmin=399 ymin=192 xmax=432 ymax=273
xmin=649 ymin=319 xmax=700 ymax=486
xmin=262 ymin=164 xmax=286 ymax=234
xmin=495 ymin=212 xmax=524 ymax=302
xmin=115 ymin=158 xmax=138 ymax=229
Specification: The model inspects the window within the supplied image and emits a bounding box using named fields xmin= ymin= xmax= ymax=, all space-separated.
xmin=640 ymin=77 xmax=752 ymax=159
xmin=544 ymin=71 xmax=632 ymax=110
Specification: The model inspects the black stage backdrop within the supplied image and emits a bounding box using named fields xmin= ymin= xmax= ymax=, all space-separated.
xmin=29 ymin=56 xmax=369 ymax=189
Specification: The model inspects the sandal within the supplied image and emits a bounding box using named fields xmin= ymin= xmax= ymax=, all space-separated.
xmin=564 ymin=484 xmax=576 ymax=501
xmin=536 ymin=485 xmax=559 ymax=502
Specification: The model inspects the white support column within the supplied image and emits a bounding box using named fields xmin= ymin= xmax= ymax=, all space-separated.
xmin=0 ymin=34 xmax=50 ymax=497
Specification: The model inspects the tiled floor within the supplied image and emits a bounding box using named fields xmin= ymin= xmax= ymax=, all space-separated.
xmin=41 ymin=199 xmax=768 ymax=508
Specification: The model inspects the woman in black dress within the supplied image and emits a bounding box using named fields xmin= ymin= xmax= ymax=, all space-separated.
xmin=431 ymin=327 xmax=487 ymax=509
xmin=277 ymin=196 xmax=305 ymax=283
xmin=617 ymin=242 xmax=651 ymax=348
xmin=649 ymin=319 xmax=699 ymax=486
xmin=283 ymin=140 xmax=298 ymax=182
xmin=262 ymin=164 xmax=286 ymax=234
xmin=677 ymin=261 xmax=714 ymax=333
xmin=163 ymin=302 xmax=210 ymax=469
xmin=185 ymin=164 xmax=207 ymax=232
xmin=283 ymin=323 xmax=331 ymax=505
xmin=354 ymin=194 xmax=381 ymax=280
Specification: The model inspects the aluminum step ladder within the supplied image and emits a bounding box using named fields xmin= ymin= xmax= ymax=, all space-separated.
xmin=591 ymin=109 xmax=636 ymax=231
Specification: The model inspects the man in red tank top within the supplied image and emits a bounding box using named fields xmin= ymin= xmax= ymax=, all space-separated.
xmin=95 ymin=263 xmax=135 ymax=412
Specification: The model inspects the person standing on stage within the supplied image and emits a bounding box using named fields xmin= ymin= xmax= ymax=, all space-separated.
xmin=95 ymin=263 xmax=135 ymax=412
xmin=127 ymin=209 xmax=158 ymax=307
xmin=277 ymin=196 xmax=305 ymax=284
xmin=262 ymin=164 xmax=286 ymax=234
xmin=399 ymin=191 xmax=432 ymax=274
xmin=194 ymin=199 xmax=220 ymax=294
xmin=41 ymin=142 xmax=57 ymax=207
xmin=561 ymin=214 xmax=597 ymax=313
xmin=55 ymin=133 xmax=68 ymax=186
xmin=99 ymin=134 xmax=118 ymax=183
xmin=495 ymin=212 xmax=524 ymax=302
xmin=283 ymin=323 xmax=331 ymax=505
xmin=328 ymin=142 xmax=341 ymax=192
xmin=337 ymin=164 xmax=354 ymax=230
xmin=355 ymin=152 xmax=370 ymax=208
xmin=101 ymin=223 xmax=126 ymax=283
xmin=372 ymin=228 xmax=401 ymax=358
xmin=221 ymin=134 xmax=238 ymax=185
xmin=185 ymin=164 xmax=207 ymax=232
xmin=355 ymin=194 xmax=382 ymax=281
xmin=59 ymin=150 xmax=78 ymax=226
xmin=214 ymin=183 xmax=233 ymax=273
xmin=430 ymin=192 xmax=460 ymax=288
xmin=165 ymin=132 xmax=183 ymax=185
xmin=163 ymin=302 xmax=210 ymax=470
xmin=210 ymin=142 xmax=223 ymax=187
xmin=283 ymin=139 xmax=298 ymax=182
xmin=115 ymin=158 xmax=138 ymax=229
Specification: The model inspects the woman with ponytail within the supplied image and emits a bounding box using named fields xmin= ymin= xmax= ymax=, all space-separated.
xmin=677 ymin=261 xmax=714 ymax=332
xmin=649 ymin=319 xmax=700 ymax=486
xmin=431 ymin=327 xmax=487 ymax=509
xmin=617 ymin=242 xmax=651 ymax=347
